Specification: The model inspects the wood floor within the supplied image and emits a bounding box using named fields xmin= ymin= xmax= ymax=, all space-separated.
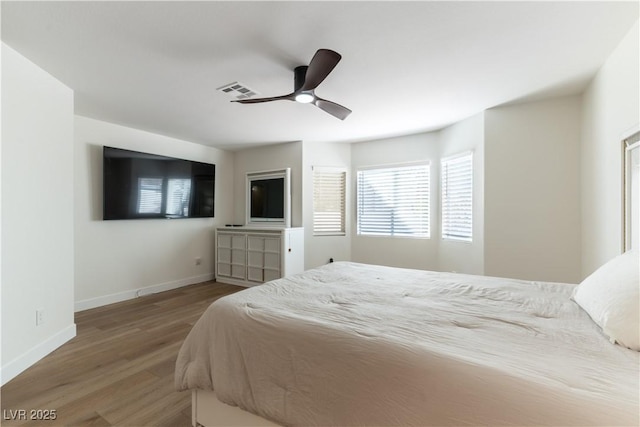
xmin=0 ymin=281 xmax=242 ymax=427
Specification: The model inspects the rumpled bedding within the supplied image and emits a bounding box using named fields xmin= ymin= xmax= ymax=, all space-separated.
xmin=175 ymin=262 xmax=639 ymax=426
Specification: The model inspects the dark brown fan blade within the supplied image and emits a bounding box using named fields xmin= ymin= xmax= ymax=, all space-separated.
xmin=301 ymin=49 xmax=342 ymax=91
xmin=233 ymin=93 xmax=295 ymax=104
xmin=313 ymin=97 xmax=352 ymax=120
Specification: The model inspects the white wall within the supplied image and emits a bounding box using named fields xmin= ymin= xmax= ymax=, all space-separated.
xmin=233 ymin=141 xmax=303 ymax=227
xmin=0 ymin=42 xmax=3 ymax=385
xmin=484 ymin=96 xmax=582 ymax=283
xmin=351 ymin=133 xmax=440 ymax=270
xmin=437 ymin=113 xmax=485 ymax=275
xmin=1 ymin=43 xmax=76 ymax=385
xmin=302 ymin=140 xmax=351 ymax=269
xmin=581 ymin=20 xmax=640 ymax=276
xmin=74 ymin=116 xmax=234 ymax=310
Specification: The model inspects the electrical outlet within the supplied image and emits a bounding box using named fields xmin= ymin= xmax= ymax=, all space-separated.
xmin=36 ymin=309 xmax=44 ymax=326
xmin=195 ymin=257 xmax=202 ymax=266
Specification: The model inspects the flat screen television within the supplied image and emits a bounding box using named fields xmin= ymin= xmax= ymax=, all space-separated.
xmin=246 ymin=168 xmax=291 ymax=227
xmin=250 ymin=178 xmax=284 ymax=219
xmin=103 ymin=146 xmax=215 ymax=220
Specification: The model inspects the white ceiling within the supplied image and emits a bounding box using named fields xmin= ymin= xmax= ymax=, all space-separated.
xmin=2 ymin=1 xmax=638 ymax=150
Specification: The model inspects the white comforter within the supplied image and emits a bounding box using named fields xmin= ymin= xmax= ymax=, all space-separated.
xmin=175 ymin=262 xmax=639 ymax=426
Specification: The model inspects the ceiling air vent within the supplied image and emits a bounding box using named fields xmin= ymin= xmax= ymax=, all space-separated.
xmin=217 ymin=82 xmax=258 ymax=100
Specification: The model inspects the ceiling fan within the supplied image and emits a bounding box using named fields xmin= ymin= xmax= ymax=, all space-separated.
xmin=233 ymin=49 xmax=352 ymax=120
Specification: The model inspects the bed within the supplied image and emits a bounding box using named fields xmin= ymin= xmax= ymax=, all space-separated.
xmin=175 ymin=260 xmax=639 ymax=426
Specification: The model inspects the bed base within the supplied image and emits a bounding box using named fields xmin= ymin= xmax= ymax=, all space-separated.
xmin=191 ymin=390 xmax=280 ymax=427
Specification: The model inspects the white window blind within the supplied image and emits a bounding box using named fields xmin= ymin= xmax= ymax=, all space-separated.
xmin=357 ymin=163 xmax=430 ymax=237
xmin=441 ymin=153 xmax=473 ymax=241
xmin=138 ymin=178 xmax=163 ymax=214
xmin=313 ymin=168 xmax=346 ymax=236
xmin=166 ymin=178 xmax=192 ymax=216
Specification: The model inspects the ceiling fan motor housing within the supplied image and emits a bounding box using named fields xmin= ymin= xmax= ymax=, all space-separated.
xmin=294 ymin=66 xmax=309 ymax=92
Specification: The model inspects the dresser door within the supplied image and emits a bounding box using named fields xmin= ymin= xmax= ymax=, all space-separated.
xmin=230 ymin=234 xmax=247 ymax=280
xmin=263 ymin=237 xmax=281 ymax=282
xmin=216 ymin=233 xmax=232 ymax=278
xmin=247 ymin=235 xmax=265 ymax=283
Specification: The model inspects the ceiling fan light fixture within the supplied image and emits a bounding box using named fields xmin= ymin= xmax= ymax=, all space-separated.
xmin=295 ymin=92 xmax=315 ymax=104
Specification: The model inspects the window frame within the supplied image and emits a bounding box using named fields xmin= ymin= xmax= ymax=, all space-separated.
xmin=440 ymin=151 xmax=473 ymax=243
xmin=312 ymin=166 xmax=347 ymax=237
xmin=137 ymin=177 xmax=164 ymax=215
xmin=356 ymin=161 xmax=431 ymax=239
xmin=623 ymin=128 xmax=640 ymax=252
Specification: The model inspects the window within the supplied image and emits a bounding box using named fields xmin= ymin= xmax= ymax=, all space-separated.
xmin=624 ymin=130 xmax=640 ymax=251
xmin=357 ymin=163 xmax=430 ymax=237
xmin=138 ymin=178 xmax=163 ymax=214
xmin=313 ymin=167 xmax=346 ymax=236
xmin=166 ymin=179 xmax=192 ymax=216
xmin=137 ymin=177 xmax=193 ymax=216
xmin=441 ymin=152 xmax=473 ymax=242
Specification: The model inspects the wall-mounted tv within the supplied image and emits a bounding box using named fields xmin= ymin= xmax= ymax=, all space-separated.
xmin=103 ymin=146 xmax=215 ymax=220
xmin=246 ymin=168 xmax=291 ymax=228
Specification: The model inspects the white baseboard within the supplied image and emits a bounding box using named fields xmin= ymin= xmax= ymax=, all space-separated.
xmin=74 ymin=273 xmax=215 ymax=312
xmin=1 ymin=323 xmax=76 ymax=386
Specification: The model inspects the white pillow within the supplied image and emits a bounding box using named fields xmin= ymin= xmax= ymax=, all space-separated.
xmin=572 ymin=250 xmax=639 ymax=351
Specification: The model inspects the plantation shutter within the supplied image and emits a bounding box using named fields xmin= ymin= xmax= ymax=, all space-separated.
xmin=137 ymin=177 xmax=163 ymax=214
xmin=441 ymin=153 xmax=473 ymax=241
xmin=166 ymin=178 xmax=192 ymax=216
xmin=357 ymin=163 xmax=430 ymax=237
xmin=313 ymin=167 xmax=346 ymax=236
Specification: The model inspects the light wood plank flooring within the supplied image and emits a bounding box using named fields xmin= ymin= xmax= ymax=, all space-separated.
xmin=1 ymin=281 xmax=242 ymax=427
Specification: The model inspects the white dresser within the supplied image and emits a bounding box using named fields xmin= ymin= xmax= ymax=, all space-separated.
xmin=215 ymin=227 xmax=304 ymax=287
